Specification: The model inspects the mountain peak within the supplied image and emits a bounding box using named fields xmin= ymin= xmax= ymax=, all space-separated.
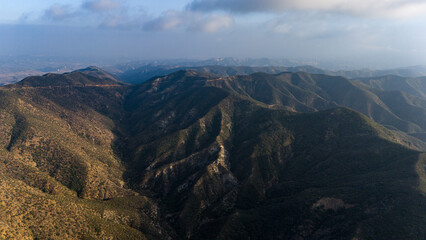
xmin=166 ymin=69 xmax=218 ymax=78
xmin=8 ymin=66 xmax=123 ymax=88
xmin=75 ymin=66 xmax=107 ymax=75
xmin=79 ymin=66 xmax=102 ymax=71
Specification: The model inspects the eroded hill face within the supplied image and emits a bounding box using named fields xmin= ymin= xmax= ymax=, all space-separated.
xmin=356 ymin=75 xmax=426 ymax=99
xmin=124 ymin=71 xmax=426 ymax=239
xmin=0 ymin=68 xmax=425 ymax=239
xmin=0 ymin=68 xmax=175 ymax=239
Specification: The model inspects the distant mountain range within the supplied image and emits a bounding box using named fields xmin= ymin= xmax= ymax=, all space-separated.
xmin=2 ymin=56 xmax=426 ymax=86
xmin=106 ymin=62 xmax=426 ymax=85
xmin=0 ymin=66 xmax=425 ymax=239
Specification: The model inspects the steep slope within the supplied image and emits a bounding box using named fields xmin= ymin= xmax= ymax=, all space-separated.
xmin=1 ymin=68 xmax=425 ymax=239
xmin=206 ymin=72 xmax=426 ymax=135
xmin=116 ymin=65 xmax=328 ymax=84
xmin=0 ymin=68 xmax=175 ymax=239
xmin=122 ymin=71 xmax=426 ymax=239
xmin=9 ymin=66 xmax=121 ymax=88
xmin=326 ymin=65 xmax=426 ymax=79
xmin=355 ymin=75 xmax=426 ymax=99
xmin=112 ymin=63 xmax=426 ymax=85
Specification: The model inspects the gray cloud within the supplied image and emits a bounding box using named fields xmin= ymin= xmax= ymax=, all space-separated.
xmin=143 ymin=10 xmax=234 ymax=32
xmin=190 ymin=14 xmax=234 ymax=32
xmin=42 ymin=0 xmax=146 ymax=30
xmin=264 ymin=18 xmax=292 ymax=34
xmin=82 ymin=0 xmax=120 ymax=12
xmin=100 ymin=14 xmax=127 ymax=28
xmin=44 ymin=4 xmax=74 ymax=21
xmin=262 ymin=13 xmax=374 ymax=41
xmin=143 ymin=11 xmax=184 ymax=31
xmin=189 ymin=0 xmax=426 ymax=18
xmin=98 ymin=11 xmax=147 ymax=29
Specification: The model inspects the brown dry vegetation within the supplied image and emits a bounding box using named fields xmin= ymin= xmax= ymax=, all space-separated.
xmin=0 ymin=68 xmax=175 ymax=239
xmin=0 ymin=68 xmax=425 ymax=239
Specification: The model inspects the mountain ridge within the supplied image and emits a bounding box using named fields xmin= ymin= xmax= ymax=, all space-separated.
xmin=6 ymin=66 xmax=123 ymax=88
xmin=108 ymin=63 xmax=426 ymax=85
xmin=0 ymin=67 xmax=425 ymax=239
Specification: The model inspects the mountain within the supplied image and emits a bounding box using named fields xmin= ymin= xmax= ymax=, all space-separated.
xmin=343 ymin=65 xmax=426 ymax=78
xmin=0 ymin=67 xmax=175 ymax=239
xmin=3 ymin=56 xmax=426 ymax=87
xmin=203 ymin=71 xmax=426 ymax=137
xmin=112 ymin=63 xmax=426 ymax=86
xmin=0 ymin=55 xmax=102 ymax=86
xmin=8 ymin=66 xmax=122 ymax=88
xmin=0 ymin=68 xmax=425 ymax=239
xmin=310 ymin=65 xmax=426 ymax=79
xmin=355 ymin=75 xmax=426 ymax=99
xmin=113 ymin=65 xmax=328 ymax=84
xmin=123 ymin=70 xmax=426 ymax=239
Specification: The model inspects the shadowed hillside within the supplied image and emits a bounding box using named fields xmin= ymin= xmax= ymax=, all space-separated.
xmin=0 ymin=68 xmax=425 ymax=239
xmin=115 ymin=65 xmax=328 ymax=84
xmin=112 ymin=64 xmax=426 ymax=85
xmin=204 ymin=71 xmax=426 ymax=136
xmin=0 ymin=68 xmax=175 ymax=239
xmin=355 ymin=75 xmax=426 ymax=99
xmin=120 ymin=70 xmax=426 ymax=239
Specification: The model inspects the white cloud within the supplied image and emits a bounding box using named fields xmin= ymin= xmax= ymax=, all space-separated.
xmin=187 ymin=14 xmax=234 ymax=32
xmin=41 ymin=0 xmax=148 ymax=29
xmin=143 ymin=11 xmax=234 ymax=32
xmin=261 ymin=13 xmax=373 ymax=40
xmin=189 ymin=0 xmax=426 ymax=19
xmin=82 ymin=0 xmax=120 ymax=12
xmin=143 ymin=11 xmax=184 ymax=31
xmin=264 ymin=18 xmax=292 ymax=34
xmin=99 ymin=11 xmax=147 ymax=29
xmin=44 ymin=4 xmax=74 ymax=21
xmin=100 ymin=14 xmax=126 ymax=28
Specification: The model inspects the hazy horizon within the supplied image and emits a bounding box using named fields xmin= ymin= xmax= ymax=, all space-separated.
xmin=2 ymin=0 xmax=426 ymax=69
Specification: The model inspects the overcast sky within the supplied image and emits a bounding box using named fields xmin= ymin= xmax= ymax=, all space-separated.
xmin=1 ymin=0 xmax=426 ymax=68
